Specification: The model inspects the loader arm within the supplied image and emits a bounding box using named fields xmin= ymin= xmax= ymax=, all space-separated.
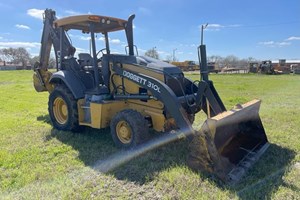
xmin=187 ymin=42 xmax=269 ymax=183
xmin=33 ymin=9 xmax=73 ymax=92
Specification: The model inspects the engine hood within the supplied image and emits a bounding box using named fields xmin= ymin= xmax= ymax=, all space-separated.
xmin=102 ymin=54 xmax=182 ymax=75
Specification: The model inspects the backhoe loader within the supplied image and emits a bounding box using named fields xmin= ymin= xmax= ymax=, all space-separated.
xmin=33 ymin=9 xmax=269 ymax=183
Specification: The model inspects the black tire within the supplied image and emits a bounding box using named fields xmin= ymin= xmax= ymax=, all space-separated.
xmin=48 ymin=85 xmax=80 ymax=131
xmin=110 ymin=109 xmax=149 ymax=149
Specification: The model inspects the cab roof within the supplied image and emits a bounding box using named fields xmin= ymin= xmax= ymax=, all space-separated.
xmin=54 ymin=15 xmax=127 ymax=33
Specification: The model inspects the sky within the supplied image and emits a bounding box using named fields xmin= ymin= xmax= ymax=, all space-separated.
xmin=0 ymin=0 xmax=299 ymax=62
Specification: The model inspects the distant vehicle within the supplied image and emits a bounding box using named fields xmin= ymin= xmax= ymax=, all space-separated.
xmin=291 ymin=64 xmax=300 ymax=74
xmin=248 ymin=62 xmax=259 ymax=73
xmin=207 ymin=62 xmax=221 ymax=73
xmin=273 ymin=59 xmax=290 ymax=74
xmin=171 ymin=60 xmax=199 ymax=71
xmin=258 ymin=60 xmax=275 ymax=74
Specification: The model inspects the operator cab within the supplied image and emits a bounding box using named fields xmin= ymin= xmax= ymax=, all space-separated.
xmin=54 ymin=14 xmax=134 ymax=94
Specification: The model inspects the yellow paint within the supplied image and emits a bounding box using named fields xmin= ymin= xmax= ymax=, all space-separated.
xmin=33 ymin=69 xmax=54 ymax=93
xmin=144 ymin=110 xmax=166 ymax=132
xmin=77 ymin=62 xmax=172 ymax=131
xmin=98 ymin=101 xmax=127 ymax=128
xmin=79 ymin=100 xmax=127 ymax=128
xmin=77 ymin=99 xmax=86 ymax=125
xmin=78 ymin=97 xmax=167 ymax=132
xmin=109 ymin=63 xmax=164 ymax=97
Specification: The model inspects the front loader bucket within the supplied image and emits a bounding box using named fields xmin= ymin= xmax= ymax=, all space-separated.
xmin=188 ymin=99 xmax=269 ymax=183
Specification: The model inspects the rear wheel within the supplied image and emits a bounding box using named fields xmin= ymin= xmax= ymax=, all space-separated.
xmin=48 ymin=85 xmax=80 ymax=131
xmin=110 ymin=109 xmax=149 ymax=149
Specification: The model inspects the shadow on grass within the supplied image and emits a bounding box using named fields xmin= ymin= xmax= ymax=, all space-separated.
xmin=40 ymin=116 xmax=297 ymax=197
xmin=46 ymin=125 xmax=189 ymax=184
xmin=38 ymin=114 xmax=189 ymax=185
xmin=108 ymin=137 xmax=189 ymax=184
xmin=233 ymin=143 xmax=296 ymax=200
xmin=37 ymin=114 xmax=51 ymax=124
xmin=46 ymin=127 xmax=117 ymax=166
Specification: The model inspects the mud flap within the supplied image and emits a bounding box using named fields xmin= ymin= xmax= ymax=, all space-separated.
xmin=187 ymin=99 xmax=269 ymax=183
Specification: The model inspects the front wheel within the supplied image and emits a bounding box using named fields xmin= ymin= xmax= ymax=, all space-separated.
xmin=110 ymin=109 xmax=149 ymax=149
xmin=48 ymin=85 xmax=80 ymax=131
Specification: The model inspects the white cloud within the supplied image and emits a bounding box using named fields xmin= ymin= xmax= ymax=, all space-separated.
xmin=208 ymin=24 xmax=224 ymax=28
xmin=98 ymin=36 xmax=105 ymax=41
xmin=98 ymin=37 xmax=121 ymax=44
xmin=15 ymin=24 xmax=30 ymax=30
xmin=27 ymin=8 xmax=44 ymax=20
xmin=259 ymin=41 xmax=275 ymax=45
xmin=277 ymin=42 xmax=291 ymax=46
xmin=74 ymin=47 xmax=89 ymax=57
xmin=69 ymin=34 xmax=91 ymax=41
xmin=80 ymin=36 xmax=91 ymax=41
xmin=70 ymin=34 xmax=122 ymax=45
xmin=258 ymin=41 xmax=291 ymax=47
xmin=111 ymin=39 xmax=121 ymax=44
xmin=65 ymin=10 xmax=82 ymax=16
xmin=157 ymin=50 xmax=168 ymax=55
xmin=0 ymin=41 xmax=40 ymax=48
xmin=110 ymin=51 xmax=121 ymax=54
xmin=227 ymin=24 xmax=242 ymax=28
xmin=201 ymin=23 xmax=241 ymax=31
xmin=286 ymin=36 xmax=300 ymax=41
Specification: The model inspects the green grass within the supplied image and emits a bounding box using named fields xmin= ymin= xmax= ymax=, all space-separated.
xmin=0 ymin=70 xmax=299 ymax=199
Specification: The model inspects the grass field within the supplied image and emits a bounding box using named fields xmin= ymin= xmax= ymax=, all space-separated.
xmin=0 ymin=70 xmax=299 ymax=199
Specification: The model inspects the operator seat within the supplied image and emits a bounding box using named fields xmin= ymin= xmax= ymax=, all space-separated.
xmin=67 ymin=46 xmax=76 ymax=57
xmin=78 ymin=53 xmax=94 ymax=68
xmin=77 ymin=53 xmax=109 ymax=94
xmin=73 ymin=53 xmax=95 ymax=90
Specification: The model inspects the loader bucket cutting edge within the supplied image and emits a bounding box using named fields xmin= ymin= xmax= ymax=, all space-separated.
xmin=188 ymin=99 xmax=269 ymax=183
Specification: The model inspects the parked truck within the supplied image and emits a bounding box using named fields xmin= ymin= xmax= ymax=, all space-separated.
xmin=171 ymin=60 xmax=199 ymax=71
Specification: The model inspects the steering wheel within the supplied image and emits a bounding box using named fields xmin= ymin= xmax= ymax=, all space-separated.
xmin=97 ymin=48 xmax=106 ymax=58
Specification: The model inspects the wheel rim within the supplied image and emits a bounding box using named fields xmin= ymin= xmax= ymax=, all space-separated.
xmin=116 ymin=120 xmax=132 ymax=144
xmin=53 ymin=97 xmax=68 ymax=125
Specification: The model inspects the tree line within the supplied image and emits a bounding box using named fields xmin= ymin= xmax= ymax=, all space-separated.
xmin=0 ymin=47 xmax=259 ymax=69
xmin=207 ymin=55 xmax=258 ymax=69
xmin=0 ymin=47 xmax=55 ymax=68
xmin=145 ymin=48 xmax=259 ymax=68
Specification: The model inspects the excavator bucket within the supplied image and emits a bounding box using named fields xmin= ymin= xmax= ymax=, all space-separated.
xmin=33 ymin=69 xmax=54 ymax=93
xmin=188 ymin=99 xmax=269 ymax=183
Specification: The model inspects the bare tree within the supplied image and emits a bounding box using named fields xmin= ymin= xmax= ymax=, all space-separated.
xmin=30 ymin=56 xmax=40 ymax=67
xmin=165 ymin=54 xmax=177 ymax=62
xmin=237 ymin=58 xmax=249 ymax=68
xmin=145 ymin=48 xmax=159 ymax=59
xmin=208 ymin=55 xmax=222 ymax=63
xmin=49 ymin=57 xmax=56 ymax=68
xmin=30 ymin=55 xmax=56 ymax=68
xmin=0 ymin=47 xmax=31 ymax=66
xmin=223 ymin=55 xmax=239 ymax=68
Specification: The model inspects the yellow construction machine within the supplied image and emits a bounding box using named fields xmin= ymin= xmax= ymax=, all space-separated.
xmin=33 ymin=9 xmax=269 ymax=183
xmin=171 ymin=60 xmax=199 ymax=71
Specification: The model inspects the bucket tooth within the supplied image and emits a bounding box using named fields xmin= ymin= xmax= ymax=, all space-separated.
xmin=188 ymin=99 xmax=269 ymax=183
